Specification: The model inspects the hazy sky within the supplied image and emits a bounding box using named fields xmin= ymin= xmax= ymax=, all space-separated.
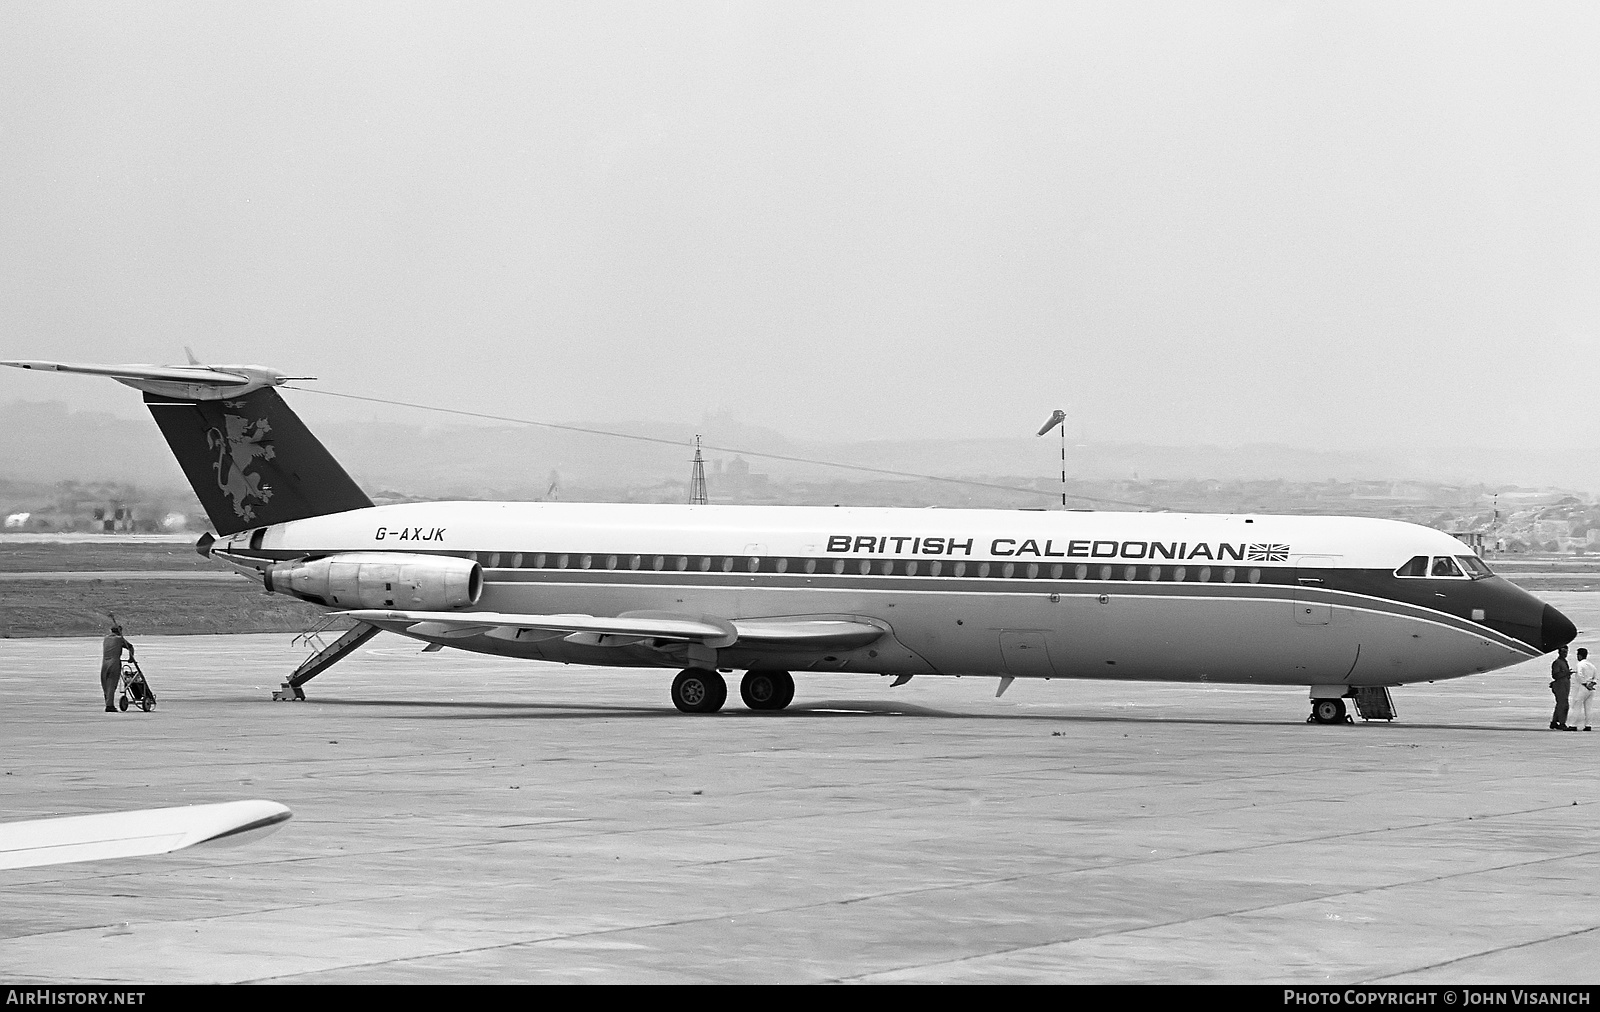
xmin=1 ymin=2 xmax=1596 ymax=451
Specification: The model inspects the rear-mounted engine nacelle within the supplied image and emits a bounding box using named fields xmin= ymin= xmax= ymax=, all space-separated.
xmin=264 ymin=553 xmax=482 ymax=610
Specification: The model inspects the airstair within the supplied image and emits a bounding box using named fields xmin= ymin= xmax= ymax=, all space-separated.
xmin=273 ymin=617 xmax=381 ymax=700
xmin=1352 ymin=686 xmax=1397 ymax=721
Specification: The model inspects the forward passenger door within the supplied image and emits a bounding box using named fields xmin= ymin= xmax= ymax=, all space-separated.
xmin=1293 ymin=556 xmax=1338 ymax=626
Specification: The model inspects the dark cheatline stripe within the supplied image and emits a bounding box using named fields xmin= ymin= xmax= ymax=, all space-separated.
xmin=227 ymin=545 xmax=1536 ymax=656
xmin=476 ymin=568 xmax=1537 ymax=657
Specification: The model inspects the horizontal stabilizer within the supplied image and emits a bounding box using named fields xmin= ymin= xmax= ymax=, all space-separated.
xmin=0 ymin=800 xmax=291 ymax=871
xmin=4 ymin=360 xmax=248 ymax=383
xmin=1 ymin=359 xmax=308 ymax=400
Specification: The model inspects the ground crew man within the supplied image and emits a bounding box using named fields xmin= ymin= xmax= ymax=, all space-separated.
xmin=101 ymin=624 xmax=134 ymax=712
xmin=1572 ymin=647 xmax=1596 ymax=733
xmin=1551 ymin=643 xmax=1572 ymax=730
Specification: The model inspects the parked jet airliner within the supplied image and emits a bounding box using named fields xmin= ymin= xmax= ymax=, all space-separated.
xmin=4 ymin=358 xmax=1576 ymax=722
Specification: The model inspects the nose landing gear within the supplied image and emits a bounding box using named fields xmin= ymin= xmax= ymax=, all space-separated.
xmin=1307 ymin=697 xmax=1352 ymax=724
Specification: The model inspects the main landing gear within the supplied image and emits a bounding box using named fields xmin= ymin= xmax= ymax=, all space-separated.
xmin=739 ymin=670 xmax=795 ymax=711
xmin=671 ymin=668 xmax=727 ymax=713
xmin=669 ymin=669 xmax=795 ymax=713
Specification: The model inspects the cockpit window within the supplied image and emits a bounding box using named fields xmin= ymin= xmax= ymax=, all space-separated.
xmin=1397 ymin=554 xmax=1490 ymax=579
xmin=1395 ymin=556 xmax=1429 ymax=578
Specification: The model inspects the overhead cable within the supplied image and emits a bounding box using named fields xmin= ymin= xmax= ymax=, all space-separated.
xmin=283 ymin=385 xmax=1159 ymax=511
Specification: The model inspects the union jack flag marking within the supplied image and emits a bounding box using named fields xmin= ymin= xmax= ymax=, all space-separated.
xmin=1246 ymin=544 xmax=1290 ymax=562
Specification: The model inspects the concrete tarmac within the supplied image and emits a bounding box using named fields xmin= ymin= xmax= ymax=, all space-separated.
xmin=3 ymin=591 xmax=1600 ymax=984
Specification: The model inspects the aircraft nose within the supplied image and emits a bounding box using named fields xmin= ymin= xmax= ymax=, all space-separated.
xmin=1542 ymin=604 xmax=1577 ymax=653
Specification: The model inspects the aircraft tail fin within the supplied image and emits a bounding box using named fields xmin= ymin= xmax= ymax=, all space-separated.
xmin=145 ymin=388 xmax=372 ymax=536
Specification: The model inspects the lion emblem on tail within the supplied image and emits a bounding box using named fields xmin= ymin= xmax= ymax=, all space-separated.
xmin=207 ymin=404 xmax=276 ymax=521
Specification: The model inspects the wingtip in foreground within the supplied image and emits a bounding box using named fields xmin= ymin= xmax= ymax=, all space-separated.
xmin=0 ymin=800 xmax=291 ymax=871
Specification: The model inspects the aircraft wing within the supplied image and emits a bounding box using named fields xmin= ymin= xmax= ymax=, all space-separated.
xmin=0 ymin=800 xmax=292 ymax=871
xmin=344 ymin=609 xmax=737 ymax=642
xmin=0 ymin=360 xmax=249 ymax=385
xmin=343 ymin=609 xmax=885 ymax=649
xmin=723 ymin=618 xmax=885 ymax=648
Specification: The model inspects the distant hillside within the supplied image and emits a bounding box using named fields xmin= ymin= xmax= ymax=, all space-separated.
xmin=1 ymin=398 xmax=1597 ymax=500
xmin=0 ymin=401 xmax=189 ymax=490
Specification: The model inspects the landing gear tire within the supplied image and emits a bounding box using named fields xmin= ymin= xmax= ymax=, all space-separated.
xmin=671 ymin=668 xmax=727 ymax=714
xmin=740 ymin=670 xmax=795 ymax=711
xmin=1310 ymin=697 xmax=1347 ymax=725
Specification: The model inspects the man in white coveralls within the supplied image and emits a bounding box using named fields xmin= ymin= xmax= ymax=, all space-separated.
xmin=1571 ymin=647 xmax=1596 ymax=733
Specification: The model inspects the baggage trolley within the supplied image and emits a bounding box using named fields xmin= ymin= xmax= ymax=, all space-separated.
xmin=117 ymin=658 xmax=157 ymax=712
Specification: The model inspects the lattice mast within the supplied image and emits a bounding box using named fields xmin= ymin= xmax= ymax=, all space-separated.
xmin=688 ymin=435 xmax=709 ymax=505
xmin=1036 ymin=408 xmax=1068 ymax=508
xmin=1059 ymin=422 xmax=1066 ymax=507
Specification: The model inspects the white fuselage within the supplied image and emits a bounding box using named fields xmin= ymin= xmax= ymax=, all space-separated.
xmin=223 ymin=501 xmax=1555 ymax=690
